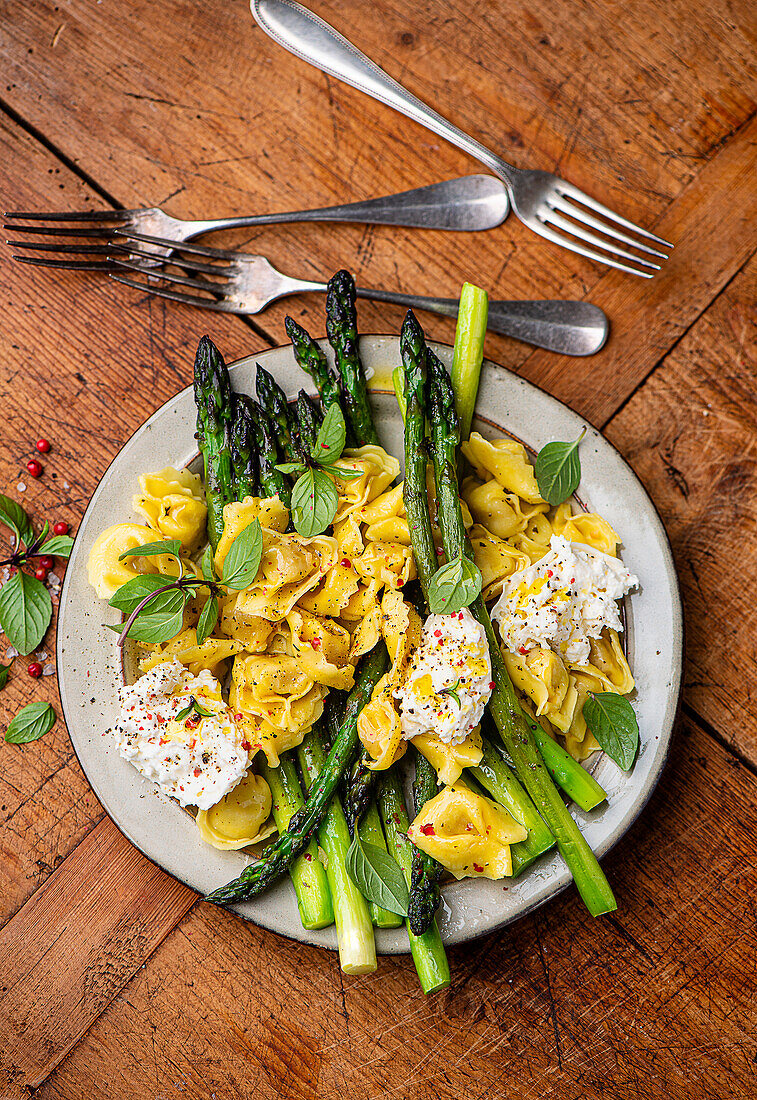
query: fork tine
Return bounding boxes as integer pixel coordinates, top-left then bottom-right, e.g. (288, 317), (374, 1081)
(3, 208), (131, 222)
(555, 182), (673, 248)
(114, 229), (242, 261)
(547, 195), (668, 259)
(8, 240), (115, 255)
(109, 273), (238, 311)
(110, 243), (238, 278)
(540, 210), (660, 270)
(530, 221), (655, 278)
(111, 258), (233, 295)
(1, 223), (123, 238)
(11, 255), (114, 271)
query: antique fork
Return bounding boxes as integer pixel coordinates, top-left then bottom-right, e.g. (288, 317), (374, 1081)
(251, 0), (672, 277)
(59, 232), (611, 356)
(3, 175), (510, 258)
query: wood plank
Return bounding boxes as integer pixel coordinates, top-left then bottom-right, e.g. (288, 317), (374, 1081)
(605, 250), (757, 766)
(32, 713), (757, 1100)
(0, 815), (196, 1093)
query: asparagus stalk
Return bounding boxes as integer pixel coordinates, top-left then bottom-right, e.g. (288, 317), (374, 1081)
(408, 747), (444, 935)
(230, 395), (259, 501)
(285, 316), (344, 414)
(326, 270), (379, 447)
(297, 729), (377, 974)
(357, 803), (404, 929)
(248, 401), (291, 507)
(255, 363), (291, 455)
(259, 756), (334, 929)
(343, 748), (375, 834)
(194, 335), (235, 551)
(295, 389), (323, 454)
(529, 719), (607, 812)
(423, 339), (617, 917)
(377, 770), (450, 994)
(450, 283), (488, 441)
(205, 644), (388, 906)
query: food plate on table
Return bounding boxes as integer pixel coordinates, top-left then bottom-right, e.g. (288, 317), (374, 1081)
(57, 283), (682, 983)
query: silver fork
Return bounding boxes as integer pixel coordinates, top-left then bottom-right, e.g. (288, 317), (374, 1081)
(74, 232), (607, 356)
(251, 0), (672, 277)
(4, 175), (510, 257)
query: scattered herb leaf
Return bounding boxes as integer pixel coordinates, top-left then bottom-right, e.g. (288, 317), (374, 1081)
(0, 570), (53, 655)
(175, 695), (214, 722)
(324, 463), (363, 481)
(0, 494), (34, 548)
(534, 428), (587, 506)
(201, 545), (217, 584)
(582, 691), (639, 770)
(109, 574), (179, 614)
(442, 679), (462, 708)
(311, 404), (346, 466)
(291, 468), (339, 537)
(5, 700), (56, 744)
(196, 594), (219, 645)
(118, 539), (182, 562)
(0, 660), (10, 690)
(110, 604), (187, 645)
(427, 554), (482, 615)
(345, 830), (410, 917)
(274, 461), (307, 477)
(221, 520), (263, 590)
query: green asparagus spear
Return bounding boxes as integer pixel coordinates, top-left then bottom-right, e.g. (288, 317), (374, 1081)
(356, 802), (405, 929)
(259, 756), (334, 929)
(398, 313), (437, 597)
(205, 644), (388, 906)
(230, 395), (259, 501)
(285, 316), (343, 414)
(326, 270), (379, 447)
(295, 389), (323, 454)
(298, 729), (377, 973)
(424, 342), (617, 917)
(248, 401), (291, 507)
(408, 747), (443, 935)
(450, 283), (488, 441)
(255, 363), (291, 454)
(194, 335), (235, 551)
(343, 747), (375, 835)
(377, 770), (450, 994)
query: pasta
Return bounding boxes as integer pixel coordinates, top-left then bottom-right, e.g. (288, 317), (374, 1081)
(195, 772), (277, 850)
(133, 467), (207, 553)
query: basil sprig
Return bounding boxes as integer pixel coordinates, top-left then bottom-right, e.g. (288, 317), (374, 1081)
(5, 700), (56, 744)
(582, 691), (639, 770)
(108, 522), (263, 647)
(0, 660), (10, 690)
(427, 553), (482, 615)
(0, 496), (74, 655)
(345, 829), (410, 917)
(275, 405), (361, 537)
(174, 695), (214, 722)
(534, 428), (587, 506)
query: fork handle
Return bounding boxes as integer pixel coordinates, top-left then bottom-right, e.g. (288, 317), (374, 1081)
(251, 0), (517, 186)
(354, 288), (608, 356)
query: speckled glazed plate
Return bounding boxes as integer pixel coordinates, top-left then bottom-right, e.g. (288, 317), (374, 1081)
(58, 337), (683, 952)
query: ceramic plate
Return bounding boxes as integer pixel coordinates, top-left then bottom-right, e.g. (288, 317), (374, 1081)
(57, 336), (683, 952)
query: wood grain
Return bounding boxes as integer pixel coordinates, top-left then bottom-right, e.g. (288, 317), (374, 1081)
(0, 816), (195, 1092)
(32, 714), (757, 1100)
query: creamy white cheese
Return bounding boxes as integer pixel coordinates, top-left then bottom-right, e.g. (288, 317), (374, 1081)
(396, 607), (493, 745)
(491, 534), (638, 665)
(112, 659), (250, 810)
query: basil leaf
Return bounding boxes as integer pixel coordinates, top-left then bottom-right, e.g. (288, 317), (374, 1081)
(117, 605), (186, 644)
(311, 403), (346, 465)
(109, 574), (173, 614)
(196, 594), (219, 645)
(0, 660), (10, 690)
(0, 494), (34, 548)
(201, 545), (217, 584)
(582, 691), (639, 770)
(118, 539), (182, 561)
(427, 554), (482, 614)
(534, 429), (587, 506)
(291, 468), (338, 537)
(5, 700), (56, 744)
(274, 461), (307, 476)
(175, 695), (215, 722)
(345, 832), (409, 917)
(0, 570), (53, 655)
(31, 521), (50, 552)
(38, 534), (75, 559)
(324, 463), (363, 481)
(221, 519), (263, 590)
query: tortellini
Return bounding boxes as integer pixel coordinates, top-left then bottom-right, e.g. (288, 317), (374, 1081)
(140, 627), (243, 679)
(331, 445), (400, 521)
(196, 772), (277, 850)
(408, 784), (527, 879)
(503, 647), (578, 734)
(286, 608), (356, 690)
(353, 540), (416, 590)
(233, 529), (338, 623)
(412, 728), (483, 786)
(463, 479), (547, 542)
(469, 524), (530, 601)
(551, 505), (620, 557)
(214, 496), (289, 573)
(461, 433), (544, 504)
(357, 484), (411, 545)
(87, 523), (162, 599)
(133, 467), (207, 553)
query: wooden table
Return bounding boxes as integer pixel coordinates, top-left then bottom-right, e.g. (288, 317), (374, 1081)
(1, 2), (755, 1097)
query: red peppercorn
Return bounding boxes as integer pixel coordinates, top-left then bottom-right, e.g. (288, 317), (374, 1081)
(53, 521), (69, 536)
(36, 438), (51, 453)
(39, 555), (54, 570)
(340, 558), (352, 569)
(34, 566), (48, 581)
(26, 459), (42, 478)
(27, 662), (43, 679)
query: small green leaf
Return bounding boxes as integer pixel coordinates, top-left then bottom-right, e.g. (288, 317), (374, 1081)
(196, 594), (219, 645)
(427, 554), (482, 615)
(200, 545), (217, 584)
(175, 695), (214, 722)
(442, 679), (462, 708)
(345, 831), (409, 916)
(118, 605), (187, 645)
(0, 660), (10, 690)
(221, 519), (263, 590)
(5, 700), (56, 744)
(291, 468), (338, 537)
(275, 461), (307, 477)
(0, 570), (53, 655)
(534, 429), (587, 506)
(109, 574), (175, 614)
(324, 463), (363, 480)
(582, 691), (639, 770)
(0, 494), (34, 548)
(118, 539), (182, 561)
(38, 534), (75, 559)
(311, 403), (346, 465)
